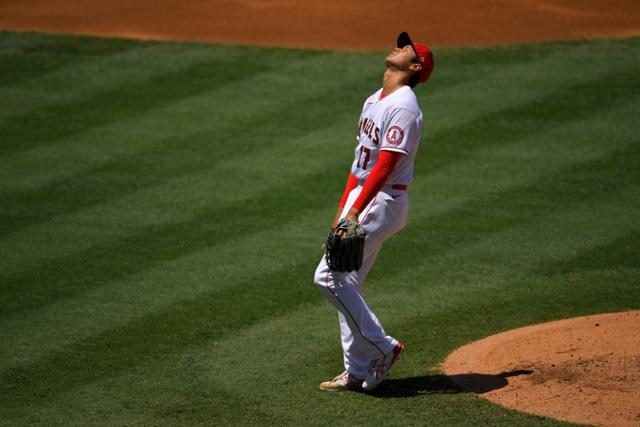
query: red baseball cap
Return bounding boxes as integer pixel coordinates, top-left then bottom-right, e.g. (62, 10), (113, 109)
(397, 31), (434, 84)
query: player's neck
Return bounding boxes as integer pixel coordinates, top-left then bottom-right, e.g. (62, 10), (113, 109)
(382, 68), (409, 97)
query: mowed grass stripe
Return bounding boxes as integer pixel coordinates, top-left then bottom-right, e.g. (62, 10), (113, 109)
(0, 251), (327, 410)
(410, 96), (640, 219)
(541, 227), (640, 275)
(2, 71), (635, 313)
(0, 123), (349, 367)
(0, 36), (277, 121)
(199, 179), (640, 422)
(418, 142), (640, 281)
(372, 140), (640, 324)
(0, 40), (385, 232)
(0, 69), (358, 237)
(0, 47), (335, 191)
(421, 38), (637, 129)
(2, 99), (636, 393)
(0, 167), (338, 315)
(34, 188), (637, 427)
(0, 52), (376, 266)
(0, 52), (277, 157)
(0, 33), (327, 123)
(3, 75), (633, 323)
(376, 190), (640, 371)
(396, 142), (640, 288)
(0, 31), (140, 89)
(0, 35), (638, 425)
(1, 80), (637, 371)
(45, 245), (636, 426)
(0, 37), (615, 193)
(0, 39), (630, 274)
(0, 102), (359, 359)
(373, 140), (640, 353)
(0, 98), (366, 290)
(420, 66), (639, 177)
(0, 208), (329, 372)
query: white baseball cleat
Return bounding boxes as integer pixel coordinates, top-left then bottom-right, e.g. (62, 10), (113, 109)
(362, 342), (405, 391)
(319, 370), (364, 392)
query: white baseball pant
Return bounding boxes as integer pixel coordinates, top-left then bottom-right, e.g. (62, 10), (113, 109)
(314, 184), (409, 379)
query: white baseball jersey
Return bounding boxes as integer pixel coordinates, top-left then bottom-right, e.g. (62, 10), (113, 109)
(350, 85), (423, 185)
(315, 84), (425, 381)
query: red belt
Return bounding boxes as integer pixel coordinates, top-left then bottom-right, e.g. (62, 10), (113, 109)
(358, 180), (407, 191)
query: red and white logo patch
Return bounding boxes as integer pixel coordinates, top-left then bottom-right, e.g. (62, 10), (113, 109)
(385, 126), (404, 146)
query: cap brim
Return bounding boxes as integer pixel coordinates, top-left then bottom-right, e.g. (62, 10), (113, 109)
(397, 32), (413, 48)
(397, 31), (418, 59)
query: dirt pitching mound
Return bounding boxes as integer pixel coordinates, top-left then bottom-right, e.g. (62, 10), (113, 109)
(443, 311), (640, 427)
(1, 1), (640, 50)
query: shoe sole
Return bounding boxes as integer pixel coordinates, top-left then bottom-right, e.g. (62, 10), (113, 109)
(319, 383), (362, 392)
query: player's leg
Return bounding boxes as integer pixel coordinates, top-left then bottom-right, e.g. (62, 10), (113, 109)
(314, 248), (395, 378)
(338, 312), (368, 379)
(338, 189), (410, 376)
(314, 188), (409, 379)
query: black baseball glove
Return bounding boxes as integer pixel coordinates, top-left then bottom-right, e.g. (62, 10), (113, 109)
(324, 218), (366, 272)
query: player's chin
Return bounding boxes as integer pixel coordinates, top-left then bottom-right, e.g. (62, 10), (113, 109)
(384, 56), (403, 69)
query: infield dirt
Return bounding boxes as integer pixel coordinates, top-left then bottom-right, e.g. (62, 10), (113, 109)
(0, 0), (639, 49)
(443, 311), (640, 427)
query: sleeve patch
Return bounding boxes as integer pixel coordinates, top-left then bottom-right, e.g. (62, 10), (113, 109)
(385, 126), (404, 146)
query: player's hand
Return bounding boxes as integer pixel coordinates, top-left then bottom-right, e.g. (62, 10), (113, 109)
(338, 209), (360, 237)
(344, 210), (359, 223)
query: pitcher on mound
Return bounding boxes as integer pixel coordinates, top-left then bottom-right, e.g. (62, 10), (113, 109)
(314, 31), (435, 392)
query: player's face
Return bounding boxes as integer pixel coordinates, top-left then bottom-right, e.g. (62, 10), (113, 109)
(385, 45), (418, 69)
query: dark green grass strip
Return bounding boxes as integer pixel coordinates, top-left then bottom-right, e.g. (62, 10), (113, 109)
(0, 35), (581, 234)
(0, 32), (141, 87)
(0, 65), (388, 311)
(418, 66), (640, 174)
(149, 386), (287, 426)
(0, 55), (273, 157)
(0, 254), (322, 410)
(0, 166), (339, 315)
(0, 64), (367, 237)
(382, 140), (640, 278)
(543, 229), (640, 274)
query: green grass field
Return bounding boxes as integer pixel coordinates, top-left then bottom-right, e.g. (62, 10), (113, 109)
(1, 31), (639, 425)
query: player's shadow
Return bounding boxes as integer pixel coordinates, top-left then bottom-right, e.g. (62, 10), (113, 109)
(367, 370), (533, 398)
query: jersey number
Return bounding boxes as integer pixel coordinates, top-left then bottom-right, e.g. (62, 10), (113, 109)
(357, 146), (371, 170)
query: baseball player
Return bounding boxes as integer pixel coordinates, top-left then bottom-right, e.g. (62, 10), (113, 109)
(314, 31), (434, 392)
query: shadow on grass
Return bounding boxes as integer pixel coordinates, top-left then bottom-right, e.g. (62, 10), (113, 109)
(367, 370), (533, 398)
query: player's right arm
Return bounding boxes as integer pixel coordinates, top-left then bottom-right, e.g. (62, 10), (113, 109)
(331, 173), (359, 229)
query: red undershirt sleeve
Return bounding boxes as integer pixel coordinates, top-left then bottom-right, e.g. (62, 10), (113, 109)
(338, 172), (360, 209)
(351, 150), (403, 211)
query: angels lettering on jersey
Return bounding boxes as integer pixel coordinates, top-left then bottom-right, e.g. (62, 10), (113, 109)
(357, 117), (381, 146)
(351, 86), (424, 185)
